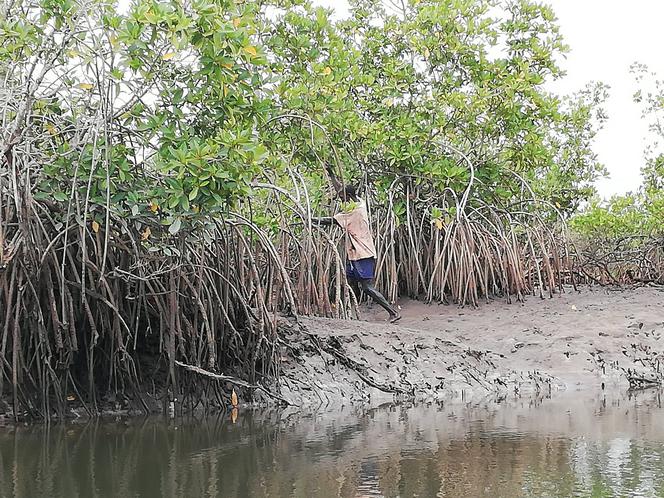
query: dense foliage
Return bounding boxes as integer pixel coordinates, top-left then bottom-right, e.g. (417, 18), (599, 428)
(1, 0), (608, 222)
(261, 0), (607, 217)
(0, 0), (612, 417)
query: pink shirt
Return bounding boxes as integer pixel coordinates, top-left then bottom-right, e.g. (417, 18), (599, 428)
(333, 199), (377, 261)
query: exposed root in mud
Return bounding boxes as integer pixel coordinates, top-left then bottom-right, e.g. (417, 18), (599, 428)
(276, 316), (559, 407)
(306, 333), (413, 396)
(625, 370), (661, 391)
(175, 361), (293, 406)
(272, 288), (664, 408)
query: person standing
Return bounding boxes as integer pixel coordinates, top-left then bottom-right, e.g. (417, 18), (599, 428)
(315, 184), (401, 323)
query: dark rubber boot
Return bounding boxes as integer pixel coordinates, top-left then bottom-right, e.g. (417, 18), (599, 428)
(361, 280), (401, 323)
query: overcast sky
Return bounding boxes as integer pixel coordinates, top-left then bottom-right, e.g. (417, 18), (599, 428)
(314, 0), (664, 198)
(547, 0), (664, 197)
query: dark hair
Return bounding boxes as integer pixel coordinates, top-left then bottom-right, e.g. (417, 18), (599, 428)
(339, 184), (359, 201)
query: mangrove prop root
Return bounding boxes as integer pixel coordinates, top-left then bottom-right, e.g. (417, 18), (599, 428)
(0, 152), (578, 419)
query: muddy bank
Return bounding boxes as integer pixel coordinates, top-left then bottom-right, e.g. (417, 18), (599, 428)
(275, 286), (664, 407)
(4, 286), (663, 421)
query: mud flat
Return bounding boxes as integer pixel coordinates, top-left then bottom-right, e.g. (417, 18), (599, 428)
(276, 286), (664, 407)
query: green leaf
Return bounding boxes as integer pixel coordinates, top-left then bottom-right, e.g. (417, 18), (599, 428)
(168, 218), (182, 235)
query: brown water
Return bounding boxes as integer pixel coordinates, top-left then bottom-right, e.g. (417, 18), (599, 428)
(1, 391), (663, 497)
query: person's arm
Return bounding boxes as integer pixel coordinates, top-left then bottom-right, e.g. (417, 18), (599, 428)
(325, 163), (343, 194)
(310, 216), (337, 226)
(290, 216), (337, 227)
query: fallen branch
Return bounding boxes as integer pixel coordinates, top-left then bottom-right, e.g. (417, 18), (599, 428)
(174, 361), (294, 406)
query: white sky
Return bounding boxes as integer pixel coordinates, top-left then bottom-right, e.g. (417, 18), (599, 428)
(547, 0), (664, 197)
(314, 0), (664, 198)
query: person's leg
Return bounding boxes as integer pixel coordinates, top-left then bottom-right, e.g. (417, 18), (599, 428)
(349, 278), (362, 303)
(359, 279), (401, 323)
(346, 261), (363, 302)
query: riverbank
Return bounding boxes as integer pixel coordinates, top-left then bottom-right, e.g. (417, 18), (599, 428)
(275, 285), (664, 407)
(3, 285), (662, 422)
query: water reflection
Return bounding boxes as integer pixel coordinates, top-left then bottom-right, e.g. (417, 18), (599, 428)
(0, 391), (663, 497)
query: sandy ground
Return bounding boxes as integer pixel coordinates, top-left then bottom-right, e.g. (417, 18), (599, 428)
(276, 286), (664, 407)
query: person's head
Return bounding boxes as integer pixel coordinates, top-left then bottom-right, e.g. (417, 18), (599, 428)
(337, 184), (359, 202)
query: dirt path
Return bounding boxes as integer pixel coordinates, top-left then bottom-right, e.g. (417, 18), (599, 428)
(275, 286), (664, 407)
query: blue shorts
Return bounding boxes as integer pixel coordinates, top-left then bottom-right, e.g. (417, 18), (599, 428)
(346, 257), (376, 281)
